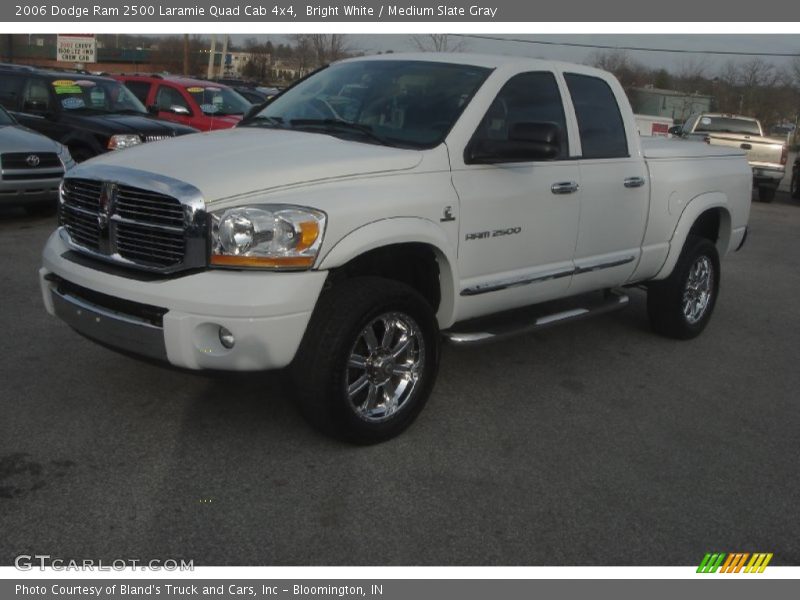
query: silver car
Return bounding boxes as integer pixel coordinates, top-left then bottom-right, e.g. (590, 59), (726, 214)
(0, 105), (74, 215)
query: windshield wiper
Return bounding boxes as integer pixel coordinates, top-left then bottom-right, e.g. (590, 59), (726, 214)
(289, 119), (390, 146)
(241, 115), (285, 128)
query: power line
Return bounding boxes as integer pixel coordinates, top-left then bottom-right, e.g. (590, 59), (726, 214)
(451, 34), (800, 57)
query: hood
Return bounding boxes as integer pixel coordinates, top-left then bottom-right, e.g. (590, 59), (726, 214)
(0, 124), (61, 153)
(60, 112), (197, 136)
(77, 127), (424, 202)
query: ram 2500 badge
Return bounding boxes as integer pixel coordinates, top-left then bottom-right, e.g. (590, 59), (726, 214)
(40, 54), (752, 442)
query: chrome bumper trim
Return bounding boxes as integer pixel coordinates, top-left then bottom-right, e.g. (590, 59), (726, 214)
(51, 287), (167, 362)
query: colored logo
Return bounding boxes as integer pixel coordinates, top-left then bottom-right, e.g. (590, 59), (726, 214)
(697, 552), (773, 573)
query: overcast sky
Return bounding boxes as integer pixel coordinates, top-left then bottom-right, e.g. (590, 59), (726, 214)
(238, 34), (800, 74)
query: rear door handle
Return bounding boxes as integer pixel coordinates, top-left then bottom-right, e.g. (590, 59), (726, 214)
(623, 176), (646, 188)
(551, 181), (579, 194)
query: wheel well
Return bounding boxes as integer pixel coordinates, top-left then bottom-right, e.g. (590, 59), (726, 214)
(330, 243), (441, 312)
(689, 208), (721, 244)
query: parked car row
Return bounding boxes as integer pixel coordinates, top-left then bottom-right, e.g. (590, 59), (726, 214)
(0, 63), (266, 213)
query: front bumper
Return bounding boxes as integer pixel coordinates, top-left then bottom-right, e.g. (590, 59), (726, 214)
(40, 229), (327, 370)
(0, 178), (60, 205)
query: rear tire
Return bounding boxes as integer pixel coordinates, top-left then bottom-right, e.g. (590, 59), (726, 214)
(647, 235), (720, 340)
(291, 277), (440, 444)
(758, 186), (776, 203)
(791, 171), (800, 199)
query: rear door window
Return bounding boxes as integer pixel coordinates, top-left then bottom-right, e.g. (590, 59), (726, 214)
(564, 73), (628, 159)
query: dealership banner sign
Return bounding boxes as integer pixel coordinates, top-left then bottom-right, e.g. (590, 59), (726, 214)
(6, 0), (800, 22)
(55, 34), (96, 63)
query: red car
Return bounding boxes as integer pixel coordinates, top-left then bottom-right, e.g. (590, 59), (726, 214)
(114, 75), (252, 131)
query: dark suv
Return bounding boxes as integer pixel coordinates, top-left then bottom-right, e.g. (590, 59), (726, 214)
(0, 64), (197, 161)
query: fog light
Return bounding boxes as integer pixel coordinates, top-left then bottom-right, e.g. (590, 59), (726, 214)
(219, 326), (235, 349)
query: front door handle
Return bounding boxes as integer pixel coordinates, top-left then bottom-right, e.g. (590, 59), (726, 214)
(623, 176), (646, 188)
(551, 181), (579, 195)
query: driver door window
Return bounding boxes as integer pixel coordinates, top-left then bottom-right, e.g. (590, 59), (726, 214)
(473, 71), (569, 159)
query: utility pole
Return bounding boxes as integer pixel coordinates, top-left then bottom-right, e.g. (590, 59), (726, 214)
(220, 35), (228, 78)
(206, 35), (216, 80)
(183, 34), (189, 76)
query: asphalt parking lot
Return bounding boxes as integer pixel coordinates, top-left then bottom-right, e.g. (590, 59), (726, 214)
(0, 191), (798, 567)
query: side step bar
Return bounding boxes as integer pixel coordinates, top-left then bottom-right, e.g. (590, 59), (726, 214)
(442, 289), (630, 346)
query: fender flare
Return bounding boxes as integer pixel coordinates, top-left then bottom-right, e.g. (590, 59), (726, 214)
(317, 217), (460, 327)
(654, 191), (732, 280)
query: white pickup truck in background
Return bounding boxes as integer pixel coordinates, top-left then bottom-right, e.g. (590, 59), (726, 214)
(40, 54), (752, 442)
(675, 112), (786, 203)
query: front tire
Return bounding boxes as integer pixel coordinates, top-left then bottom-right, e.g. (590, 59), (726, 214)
(647, 235), (720, 340)
(291, 277), (440, 444)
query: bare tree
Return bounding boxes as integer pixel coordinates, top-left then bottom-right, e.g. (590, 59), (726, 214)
(411, 34), (466, 53)
(292, 34), (350, 68)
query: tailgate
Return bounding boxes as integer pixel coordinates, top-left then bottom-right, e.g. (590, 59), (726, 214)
(706, 134), (783, 166)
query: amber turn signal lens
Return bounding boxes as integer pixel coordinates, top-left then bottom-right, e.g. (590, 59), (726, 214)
(210, 255), (315, 268)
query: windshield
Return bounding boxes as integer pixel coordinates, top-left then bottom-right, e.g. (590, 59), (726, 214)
(694, 116), (761, 136)
(186, 85), (251, 115)
(0, 105), (14, 125)
(246, 60), (492, 149)
(51, 78), (147, 114)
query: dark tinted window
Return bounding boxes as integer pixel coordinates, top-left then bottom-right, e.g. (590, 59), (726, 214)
(0, 74), (23, 110)
(475, 71), (568, 159)
(565, 73), (628, 159)
(22, 78), (52, 112)
(693, 116), (761, 136)
(124, 80), (152, 104)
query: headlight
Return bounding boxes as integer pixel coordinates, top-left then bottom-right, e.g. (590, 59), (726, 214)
(210, 205), (326, 269)
(107, 134), (142, 151)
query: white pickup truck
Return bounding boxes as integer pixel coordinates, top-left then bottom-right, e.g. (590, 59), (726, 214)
(676, 112), (786, 203)
(40, 54), (751, 443)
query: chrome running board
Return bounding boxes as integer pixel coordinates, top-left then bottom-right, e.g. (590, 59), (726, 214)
(443, 289), (630, 346)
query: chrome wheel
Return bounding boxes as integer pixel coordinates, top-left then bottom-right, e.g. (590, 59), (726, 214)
(345, 312), (425, 423)
(683, 255), (714, 324)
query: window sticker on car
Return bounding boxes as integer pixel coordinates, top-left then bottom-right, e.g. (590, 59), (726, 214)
(200, 103), (219, 113)
(74, 80), (97, 87)
(61, 97), (85, 109)
(54, 85), (82, 94)
(206, 86), (221, 92)
(701, 117), (712, 125)
(52, 79), (75, 87)
(187, 87), (204, 93)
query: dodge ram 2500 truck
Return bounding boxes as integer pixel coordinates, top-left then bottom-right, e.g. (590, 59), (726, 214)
(40, 54), (752, 443)
(676, 112), (785, 203)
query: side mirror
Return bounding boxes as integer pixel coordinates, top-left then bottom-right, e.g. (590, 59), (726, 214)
(170, 105), (191, 115)
(668, 125), (683, 136)
(467, 121), (561, 164)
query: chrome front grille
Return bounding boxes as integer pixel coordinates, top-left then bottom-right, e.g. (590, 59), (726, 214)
(58, 166), (206, 274)
(144, 135), (172, 143)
